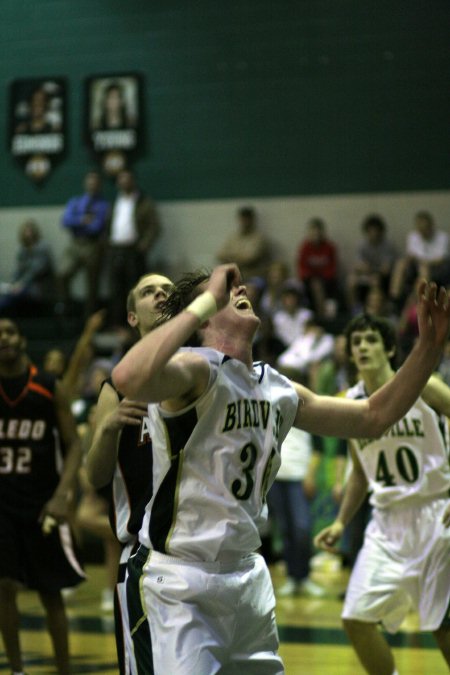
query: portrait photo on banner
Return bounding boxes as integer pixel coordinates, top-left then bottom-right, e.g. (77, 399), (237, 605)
(9, 77), (67, 183)
(84, 73), (143, 177)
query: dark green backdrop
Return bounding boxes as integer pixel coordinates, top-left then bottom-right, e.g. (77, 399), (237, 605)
(2, 0), (449, 206)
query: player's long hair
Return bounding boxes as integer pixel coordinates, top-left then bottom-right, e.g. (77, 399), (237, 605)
(155, 269), (211, 346)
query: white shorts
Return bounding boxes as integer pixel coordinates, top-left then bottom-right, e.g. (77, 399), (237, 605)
(342, 497), (450, 633)
(127, 546), (284, 675)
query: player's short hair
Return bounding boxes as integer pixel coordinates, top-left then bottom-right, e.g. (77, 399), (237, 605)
(155, 269), (211, 346)
(126, 272), (168, 314)
(344, 314), (397, 363)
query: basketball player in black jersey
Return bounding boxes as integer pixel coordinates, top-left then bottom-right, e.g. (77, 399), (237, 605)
(0, 318), (85, 675)
(85, 272), (173, 674)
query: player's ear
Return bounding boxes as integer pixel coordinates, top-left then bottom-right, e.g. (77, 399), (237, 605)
(127, 311), (138, 328)
(387, 346), (396, 360)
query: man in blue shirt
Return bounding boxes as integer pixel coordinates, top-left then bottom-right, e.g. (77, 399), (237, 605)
(58, 170), (110, 315)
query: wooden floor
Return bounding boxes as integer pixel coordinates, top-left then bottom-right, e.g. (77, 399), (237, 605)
(1, 559), (448, 674)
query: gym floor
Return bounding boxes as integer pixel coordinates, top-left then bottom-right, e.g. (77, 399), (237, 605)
(0, 561), (446, 674)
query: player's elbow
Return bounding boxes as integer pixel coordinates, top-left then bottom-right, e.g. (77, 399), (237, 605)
(111, 363), (131, 398)
(363, 409), (389, 439)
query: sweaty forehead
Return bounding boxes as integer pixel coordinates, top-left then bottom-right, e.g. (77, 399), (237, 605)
(351, 329), (381, 342)
(136, 274), (172, 291)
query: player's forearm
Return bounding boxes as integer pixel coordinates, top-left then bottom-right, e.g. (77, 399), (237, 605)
(54, 441), (82, 499)
(335, 470), (368, 527)
(85, 427), (120, 488)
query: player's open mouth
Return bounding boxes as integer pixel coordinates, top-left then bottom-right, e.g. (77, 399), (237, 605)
(235, 299), (252, 311)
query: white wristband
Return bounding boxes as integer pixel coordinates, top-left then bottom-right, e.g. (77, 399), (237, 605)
(185, 291), (217, 323)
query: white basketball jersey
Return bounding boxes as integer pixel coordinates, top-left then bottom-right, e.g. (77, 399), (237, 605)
(346, 380), (450, 509)
(139, 348), (298, 561)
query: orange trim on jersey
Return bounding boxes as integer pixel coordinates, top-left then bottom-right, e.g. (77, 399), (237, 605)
(28, 381), (54, 400)
(0, 364), (53, 407)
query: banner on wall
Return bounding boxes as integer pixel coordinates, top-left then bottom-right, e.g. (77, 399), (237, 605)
(9, 77), (67, 183)
(85, 73), (143, 177)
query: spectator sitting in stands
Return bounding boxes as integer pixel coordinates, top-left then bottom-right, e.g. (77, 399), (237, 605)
(271, 279), (313, 352)
(390, 211), (450, 307)
(260, 260), (290, 317)
(216, 206), (271, 280)
(363, 285), (398, 327)
(296, 217), (339, 319)
(277, 317), (335, 385)
(346, 214), (397, 314)
(0, 219), (54, 315)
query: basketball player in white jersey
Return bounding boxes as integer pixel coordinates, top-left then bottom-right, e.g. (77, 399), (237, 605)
(85, 273), (173, 675)
(112, 264), (450, 675)
(315, 313), (450, 675)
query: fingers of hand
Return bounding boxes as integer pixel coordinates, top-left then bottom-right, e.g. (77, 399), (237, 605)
(120, 401), (147, 417)
(428, 282), (438, 305)
(437, 286), (450, 312)
(42, 515), (57, 535)
(314, 531), (335, 549)
(225, 264), (241, 291)
(120, 415), (143, 426)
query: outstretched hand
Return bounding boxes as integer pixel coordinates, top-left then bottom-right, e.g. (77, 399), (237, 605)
(313, 520), (344, 554)
(207, 264), (242, 312)
(416, 281), (450, 351)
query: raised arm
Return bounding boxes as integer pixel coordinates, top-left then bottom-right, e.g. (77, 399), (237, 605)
(112, 264), (241, 403)
(421, 373), (450, 418)
(63, 309), (106, 399)
(293, 281), (450, 438)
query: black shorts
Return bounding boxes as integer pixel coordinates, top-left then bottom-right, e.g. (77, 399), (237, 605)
(0, 511), (86, 593)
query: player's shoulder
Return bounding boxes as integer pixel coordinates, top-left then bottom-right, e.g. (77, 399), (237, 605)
(29, 365), (57, 396)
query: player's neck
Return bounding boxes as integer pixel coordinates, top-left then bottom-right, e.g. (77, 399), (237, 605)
(0, 355), (29, 379)
(360, 363), (395, 395)
(205, 333), (254, 369)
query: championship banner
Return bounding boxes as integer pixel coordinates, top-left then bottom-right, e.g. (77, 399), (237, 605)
(85, 73), (143, 176)
(9, 77), (67, 183)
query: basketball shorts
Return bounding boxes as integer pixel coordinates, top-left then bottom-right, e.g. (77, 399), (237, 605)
(127, 546), (284, 675)
(342, 496), (450, 633)
(0, 510), (85, 592)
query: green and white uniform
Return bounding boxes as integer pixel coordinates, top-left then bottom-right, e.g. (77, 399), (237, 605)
(127, 347), (298, 674)
(342, 380), (450, 632)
